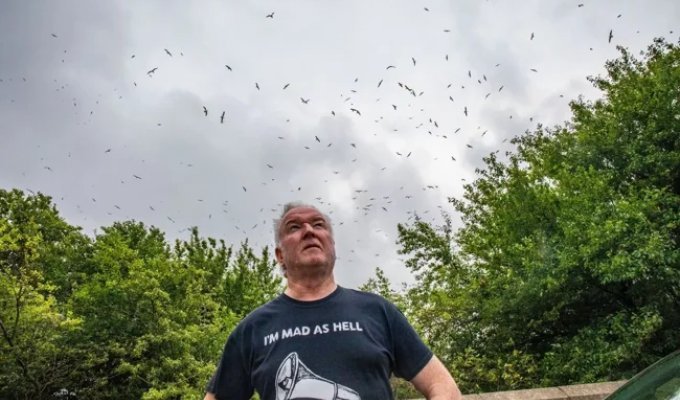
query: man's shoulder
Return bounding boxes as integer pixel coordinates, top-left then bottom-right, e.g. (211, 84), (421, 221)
(237, 294), (286, 326)
(340, 287), (394, 308)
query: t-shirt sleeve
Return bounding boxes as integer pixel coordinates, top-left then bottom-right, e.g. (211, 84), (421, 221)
(205, 327), (254, 400)
(386, 302), (433, 381)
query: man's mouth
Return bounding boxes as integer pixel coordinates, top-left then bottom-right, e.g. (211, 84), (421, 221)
(303, 244), (321, 251)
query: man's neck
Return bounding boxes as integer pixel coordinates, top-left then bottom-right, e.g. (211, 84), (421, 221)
(285, 276), (337, 301)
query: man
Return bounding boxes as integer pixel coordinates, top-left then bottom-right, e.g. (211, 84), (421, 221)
(205, 202), (462, 400)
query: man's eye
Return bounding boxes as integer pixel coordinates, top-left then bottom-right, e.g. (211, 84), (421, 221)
(288, 225), (299, 231)
(314, 222), (325, 228)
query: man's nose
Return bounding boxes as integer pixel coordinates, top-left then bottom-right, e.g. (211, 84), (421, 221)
(301, 223), (315, 234)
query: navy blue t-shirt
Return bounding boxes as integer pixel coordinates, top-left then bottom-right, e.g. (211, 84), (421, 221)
(207, 286), (433, 400)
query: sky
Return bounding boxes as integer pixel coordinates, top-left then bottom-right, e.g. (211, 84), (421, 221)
(1, 0), (678, 289)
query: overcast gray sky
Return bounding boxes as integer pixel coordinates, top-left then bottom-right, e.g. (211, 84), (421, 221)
(1, 0), (678, 288)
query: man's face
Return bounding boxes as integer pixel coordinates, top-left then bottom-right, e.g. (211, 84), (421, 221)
(275, 207), (336, 274)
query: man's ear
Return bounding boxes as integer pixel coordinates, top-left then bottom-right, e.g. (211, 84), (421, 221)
(275, 246), (283, 265)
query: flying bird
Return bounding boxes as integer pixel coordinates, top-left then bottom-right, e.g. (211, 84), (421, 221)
(147, 67), (158, 76)
(300, 97), (310, 104)
(608, 29), (613, 43)
(530, 68), (538, 72)
(386, 65), (396, 70)
(220, 111), (225, 123)
(133, 174), (142, 179)
(164, 48), (172, 57)
(282, 83), (290, 89)
(242, 186), (247, 192)
(225, 65), (232, 71)
(315, 135), (321, 142)
(377, 79), (383, 88)
(530, 32), (534, 40)
(255, 82), (260, 90)
(266, 12), (274, 18)
(464, 106), (468, 116)
(203, 106), (208, 116)
(350, 108), (361, 115)
(104, 148), (111, 153)
(51, 33), (58, 38)
(411, 57), (417, 66)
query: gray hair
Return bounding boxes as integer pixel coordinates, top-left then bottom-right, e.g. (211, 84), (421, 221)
(273, 202), (333, 246)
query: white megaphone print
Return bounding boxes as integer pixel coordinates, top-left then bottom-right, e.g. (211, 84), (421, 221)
(275, 352), (361, 400)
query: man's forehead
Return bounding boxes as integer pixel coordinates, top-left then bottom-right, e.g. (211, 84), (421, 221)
(282, 207), (325, 222)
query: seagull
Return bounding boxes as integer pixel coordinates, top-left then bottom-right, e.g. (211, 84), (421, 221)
(386, 65), (396, 70)
(164, 48), (172, 57)
(300, 97), (310, 104)
(283, 83), (290, 89)
(225, 65), (232, 71)
(147, 67), (158, 76)
(242, 186), (247, 192)
(203, 106), (208, 116)
(133, 174), (142, 179)
(608, 29), (613, 43)
(530, 68), (538, 72)
(350, 108), (361, 115)
(255, 82), (260, 90)
(104, 148), (111, 153)
(377, 79), (383, 88)
(530, 32), (534, 40)
(411, 57), (416, 66)
(220, 111), (225, 123)
(266, 12), (274, 18)
(464, 106), (468, 116)
(315, 135), (321, 142)
(51, 33), (58, 38)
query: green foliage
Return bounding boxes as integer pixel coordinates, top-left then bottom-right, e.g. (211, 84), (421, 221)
(385, 39), (680, 394)
(0, 189), (282, 399)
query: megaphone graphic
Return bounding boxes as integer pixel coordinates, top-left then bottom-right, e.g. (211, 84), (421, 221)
(275, 352), (361, 400)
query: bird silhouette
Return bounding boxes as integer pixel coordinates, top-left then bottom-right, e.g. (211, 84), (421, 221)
(377, 79), (383, 88)
(350, 108), (361, 115)
(411, 57), (417, 66)
(255, 82), (260, 90)
(225, 65), (232, 71)
(386, 65), (396, 70)
(266, 12), (274, 18)
(282, 83), (290, 89)
(608, 29), (613, 43)
(220, 111), (225, 123)
(147, 67), (158, 76)
(203, 106), (208, 116)
(164, 48), (172, 57)
(300, 97), (310, 104)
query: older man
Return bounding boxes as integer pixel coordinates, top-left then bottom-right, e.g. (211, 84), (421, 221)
(205, 203), (462, 400)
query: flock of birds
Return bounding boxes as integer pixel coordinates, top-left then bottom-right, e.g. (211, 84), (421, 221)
(4, 2), (671, 280)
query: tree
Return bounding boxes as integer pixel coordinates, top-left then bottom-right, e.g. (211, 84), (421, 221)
(393, 38), (680, 392)
(0, 189), (87, 399)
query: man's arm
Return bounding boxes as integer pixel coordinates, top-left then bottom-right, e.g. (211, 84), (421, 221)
(410, 355), (463, 400)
